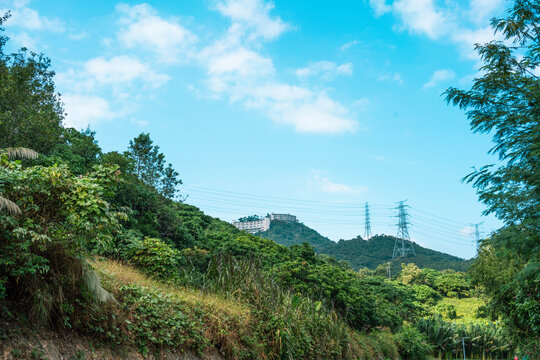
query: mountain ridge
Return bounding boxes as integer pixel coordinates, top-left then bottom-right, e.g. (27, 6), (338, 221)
(258, 220), (471, 271)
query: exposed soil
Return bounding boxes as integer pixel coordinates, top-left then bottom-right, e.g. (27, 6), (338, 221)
(0, 320), (226, 360)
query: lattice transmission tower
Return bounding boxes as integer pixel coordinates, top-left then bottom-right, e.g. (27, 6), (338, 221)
(392, 200), (416, 258)
(470, 222), (484, 254)
(364, 202), (372, 240)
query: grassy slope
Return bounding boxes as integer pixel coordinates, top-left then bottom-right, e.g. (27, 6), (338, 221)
(91, 259), (398, 359)
(440, 297), (487, 324)
(259, 221), (472, 271)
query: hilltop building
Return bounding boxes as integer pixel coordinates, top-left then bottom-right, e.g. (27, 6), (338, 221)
(232, 213), (297, 234)
(232, 217), (271, 234)
(269, 213), (297, 223)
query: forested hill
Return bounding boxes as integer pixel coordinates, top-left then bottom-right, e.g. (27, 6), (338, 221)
(258, 221), (472, 271)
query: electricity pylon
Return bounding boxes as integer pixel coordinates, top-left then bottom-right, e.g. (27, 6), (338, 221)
(470, 222), (484, 253)
(364, 202), (372, 240)
(392, 200), (416, 258)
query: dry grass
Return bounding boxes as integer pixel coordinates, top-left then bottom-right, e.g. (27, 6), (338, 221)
(91, 259), (250, 320)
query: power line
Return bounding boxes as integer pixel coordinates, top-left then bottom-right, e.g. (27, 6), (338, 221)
(409, 207), (469, 226)
(184, 185), (392, 208)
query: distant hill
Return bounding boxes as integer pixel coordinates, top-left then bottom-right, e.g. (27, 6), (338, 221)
(259, 220), (472, 272)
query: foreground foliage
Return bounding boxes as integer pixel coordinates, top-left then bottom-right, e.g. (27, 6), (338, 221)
(445, 0), (540, 356)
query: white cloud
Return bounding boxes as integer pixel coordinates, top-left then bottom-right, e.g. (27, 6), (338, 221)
(309, 171), (368, 194)
(452, 26), (503, 59)
(352, 97), (370, 111)
(295, 61), (353, 78)
(340, 39), (361, 51)
(207, 47), (274, 77)
(378, 72), (403, 84)
(84, 56), (170, 87)
(197, 0), (359, 134)
(116, 3), (197, 63)
(215, 0), (289, 41)
(423, 69), (455, 89)
(392, 0), (447, 39)
(2, 2), (64, 32)
(10, 31), (37, 48)
(263, 92), (358, 134)
(69, 32), (86, 40)
(459, 226), (474, 237)
(367, 0), (505, 59)
(469, 0), (504, 24)
(369, 0), (391, 16)
(62, 94), (117, 129)
(56, 0), (360, 134)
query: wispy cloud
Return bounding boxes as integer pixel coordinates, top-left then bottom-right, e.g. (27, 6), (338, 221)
(369, 0), (392, 16)
(196, 0), (359, 134)
(214, 0), (290, 41)
(1, 0), (64, 48)
(295, 61), (353, 78)
(116, 3), (197, 63)
(367, 0), (506, 59)
(1, 0), (64, 32)
(378, 72), (403, 84)
(62, 94), (117, 129)
(84, 56), (170, 87)
(423, 69), (455, 89)
(48, 0), (363, 134)
(340, 39), (362, 51)
(57, 55), (170, 128)
(309, 171), (368, 195)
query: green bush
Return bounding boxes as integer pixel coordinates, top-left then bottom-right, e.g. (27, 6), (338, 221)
(126, 237), (184, 281)
(411, 284), (441, 306)
(396, 325), (432, 360)
(432, 303), (457, 320)
(0, 160), (121, 324)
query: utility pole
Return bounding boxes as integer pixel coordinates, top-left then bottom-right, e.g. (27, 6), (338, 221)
(470, 222), (484, 254)
(392, 200), (416, 258)
(364, 202), (372, 240)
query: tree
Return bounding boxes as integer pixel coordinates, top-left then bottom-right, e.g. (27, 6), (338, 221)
(445, 1), (539, 229)
(161, 163), (182, 200)
(127, 133), (182, 199)
(0, 13), (64, 154)
(445, 0), (539, 353)
(238, 215), (261, 222)
(51, 127), (102, 175)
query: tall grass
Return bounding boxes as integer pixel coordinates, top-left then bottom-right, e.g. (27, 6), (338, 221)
(191, 253), (398, 359)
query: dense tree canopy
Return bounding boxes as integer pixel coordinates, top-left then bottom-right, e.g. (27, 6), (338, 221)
(445, 0), (540, 353)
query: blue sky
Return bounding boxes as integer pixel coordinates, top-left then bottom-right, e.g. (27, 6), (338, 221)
(1, 0), (509, 259)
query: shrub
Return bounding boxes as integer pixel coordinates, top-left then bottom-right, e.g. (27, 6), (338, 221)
(126, 237), (184, 281)
(0, 160), (121, 325)
(432, 303), (457, 320)
(396, 325), (432, 360)
(411, 284), (441, 306)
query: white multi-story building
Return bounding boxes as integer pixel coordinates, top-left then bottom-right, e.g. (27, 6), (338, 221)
(232, 213), (298, 234)
(232, 216), (271, 234)
(269, 213), (297, 223)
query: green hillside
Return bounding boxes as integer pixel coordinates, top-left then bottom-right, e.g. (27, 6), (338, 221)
(259, 221), (472, 271)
